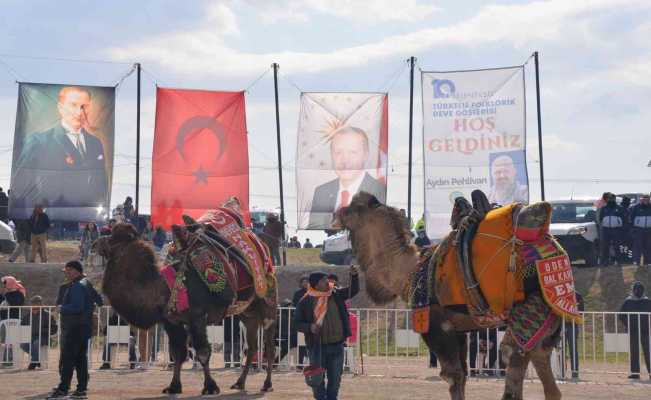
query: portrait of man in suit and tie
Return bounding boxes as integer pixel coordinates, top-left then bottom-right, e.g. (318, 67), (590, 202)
(9, 84), (114, 221)
(307, 126), (386, 229)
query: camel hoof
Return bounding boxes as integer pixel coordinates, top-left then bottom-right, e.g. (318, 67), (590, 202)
(231, 382), (245, 391)
(201, 387), (220, 396)
(261, 385), (273, 392)
(162, 385), (182, 394)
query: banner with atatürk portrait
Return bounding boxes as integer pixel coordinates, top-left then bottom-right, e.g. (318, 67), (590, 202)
(150, 88), (249, 230)
(421, 66), (528, 239)
(9, 83), (115, 222)
(296, 92), (388, 230)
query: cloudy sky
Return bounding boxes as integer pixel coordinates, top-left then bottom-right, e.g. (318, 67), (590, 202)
(1, 0), (650, 243)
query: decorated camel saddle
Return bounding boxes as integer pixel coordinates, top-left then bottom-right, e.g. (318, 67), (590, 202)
(409, 191), (581, 350)
(160, 197), (276, 317)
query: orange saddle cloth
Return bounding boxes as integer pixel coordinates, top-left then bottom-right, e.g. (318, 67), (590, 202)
(435, 204), (525, 318)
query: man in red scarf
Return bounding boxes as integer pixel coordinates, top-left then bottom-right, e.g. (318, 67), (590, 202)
(294, 266), (359, 400)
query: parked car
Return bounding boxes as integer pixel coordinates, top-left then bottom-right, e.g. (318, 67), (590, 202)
(0, 220), (17, 254)
(320, 230), (355, 265)
(549, 200), (599, 267)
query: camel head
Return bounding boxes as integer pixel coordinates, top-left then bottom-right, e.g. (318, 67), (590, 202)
(333, 191), (420, 305)
(92, 223), (139, 259)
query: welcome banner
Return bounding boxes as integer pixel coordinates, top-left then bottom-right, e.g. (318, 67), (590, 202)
(422, 67), (528, 238)
(9, 83), (115, 222)
(151, 88), (249, 229)
(296, 92), (388, 230)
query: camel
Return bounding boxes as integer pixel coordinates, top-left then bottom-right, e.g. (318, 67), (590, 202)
(94, 222), (277, 395)
(333, 191), (580, 400)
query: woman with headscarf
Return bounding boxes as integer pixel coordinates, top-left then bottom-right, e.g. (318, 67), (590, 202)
(80, 222), (99, 262)
(1, 276), (26, 320)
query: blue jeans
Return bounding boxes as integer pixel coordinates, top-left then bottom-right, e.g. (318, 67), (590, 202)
(20, 339), (40, 362)
(309, 343), (344, 400)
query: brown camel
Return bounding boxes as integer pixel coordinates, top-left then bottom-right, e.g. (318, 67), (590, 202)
(94, 223), (277, 395)
(334, 192), (573, 400)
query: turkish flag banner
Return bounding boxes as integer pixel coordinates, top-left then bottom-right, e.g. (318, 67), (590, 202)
(151, 88), (249, 229)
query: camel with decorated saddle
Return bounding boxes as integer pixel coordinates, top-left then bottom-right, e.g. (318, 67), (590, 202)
(333, 191), (582, 400)
(94, 198), (278, 395)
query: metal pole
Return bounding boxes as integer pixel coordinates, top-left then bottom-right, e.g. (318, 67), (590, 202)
(533, 51), (545, 201)
(272, 63), (287, 266)
(135, 63), (141, 219)
(407, 56), (415, 221)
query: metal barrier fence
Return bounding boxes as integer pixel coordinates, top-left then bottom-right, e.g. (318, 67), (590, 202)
(1, 306), (650, 381)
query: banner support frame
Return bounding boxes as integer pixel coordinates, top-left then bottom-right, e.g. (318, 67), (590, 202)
(135, 62), (142, 220)
(407, 56), (416, 222)
(534, 51), (545, 201)
(272, 63), (287, 266)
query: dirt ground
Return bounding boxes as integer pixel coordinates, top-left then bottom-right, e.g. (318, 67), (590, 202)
(3, 354), (651, 400)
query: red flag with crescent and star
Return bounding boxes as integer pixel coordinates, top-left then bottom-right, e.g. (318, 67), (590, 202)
(151, 88), (249, 230)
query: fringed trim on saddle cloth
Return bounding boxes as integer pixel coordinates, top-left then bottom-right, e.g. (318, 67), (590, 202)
(521, 236), (583, 324)
(507, 293), (558, 351)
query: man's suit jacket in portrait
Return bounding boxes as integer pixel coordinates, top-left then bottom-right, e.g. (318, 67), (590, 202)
(10, 124), (108, 218)
(307, 172), (386, 229)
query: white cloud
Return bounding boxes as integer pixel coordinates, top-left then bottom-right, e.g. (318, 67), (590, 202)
(106, 0), (651, 78)
(246, 0), (440, 24)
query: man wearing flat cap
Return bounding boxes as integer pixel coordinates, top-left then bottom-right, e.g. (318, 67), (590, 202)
(295, 265), (359, 400)
(49, 261), (102, 399)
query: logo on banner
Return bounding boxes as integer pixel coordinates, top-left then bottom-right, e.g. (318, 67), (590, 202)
(432, 79), (456, 98)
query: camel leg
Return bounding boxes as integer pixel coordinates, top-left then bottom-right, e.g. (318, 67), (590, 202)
(422, 308), (466, 400)
(231, 315), (258, 391)
(529, 346), (562, 400)
(162, 321), (187, 394)
(188, 314), (219, 395)
(500, 334), (530, 400)
(261, 320), (276, 392)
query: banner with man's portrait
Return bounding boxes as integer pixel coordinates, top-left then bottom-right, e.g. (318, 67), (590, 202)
(9, 83), (115, 222)
(296, 92), (388, 230)
(422, 67), (528, 239)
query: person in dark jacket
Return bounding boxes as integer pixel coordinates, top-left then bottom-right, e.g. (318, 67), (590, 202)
(20, 295), (58, 370)
(303, 238), (314, 249)
(292, 276), (310, 368)
(598, 194), (626, 266)
(29, 205), (50, 263)
(49, 261), (102, 399)
(8, 219), (31, 262)
(564, 292), (584, 379)
(630, 194), (651, 266)
(619, 281), (651, 379)
(263, 214), (283, 266)
(152, 226), (167, 251)
(414, 229), (432, 249)
(0, 276), (26, 366)
(0, 187), (8, 222)
(295, 267), (359, 400)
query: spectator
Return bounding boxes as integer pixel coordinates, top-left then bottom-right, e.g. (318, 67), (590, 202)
(292, 276), (310, 369)
(303, 238), (314, 249)
(80, 222), (99, 262)
(295, 267), (359, 400)
(123, 196), (135, 223)
(0, 276), (27, 319)
(1, 276), (26, 366)
(414, 229), (432, 249)
(152, 226), (167, 251)
(20, 295), (57, 370)
(99, 312), (137, 370)
(0, 187), (8, 222)
(598, 193), (626, 266)
(289, 236), (301, 248)
(564, 292), (584, 379)
(49, 261), (102, 398)
(112, 204), (126, 223)
(141, 222), (153, 242)
(619, 281), (651, 380)
(29, 205), (50, 263)
(100, 219), (116, 237)
(630, 194), (651, 266)
(8, 219), (31, 262)
(262, 214), (283, 266)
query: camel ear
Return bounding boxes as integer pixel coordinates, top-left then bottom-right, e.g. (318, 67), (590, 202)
(127, 224), (139, 240)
